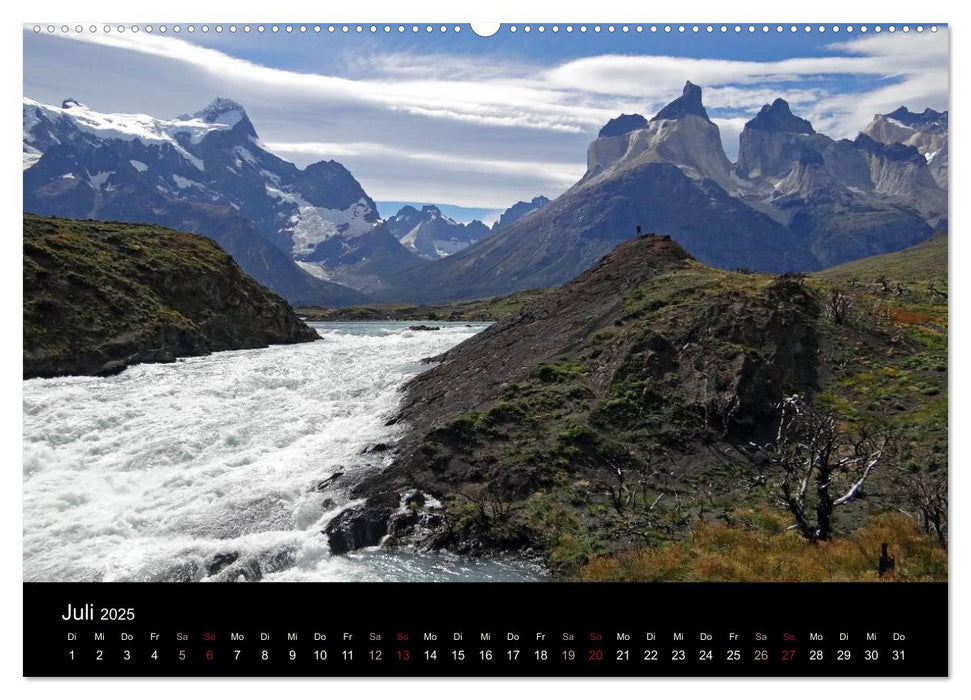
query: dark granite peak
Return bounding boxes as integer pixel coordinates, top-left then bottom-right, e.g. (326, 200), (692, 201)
(885, 106), (948, 128)
(599, 113), (648, 138)
(651, 81), (710, 122)
(746, 98), (815, 134)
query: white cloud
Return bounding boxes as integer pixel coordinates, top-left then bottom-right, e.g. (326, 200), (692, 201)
(50, 30), (611, 133)
(711, 117), (750, 161)
(267, 140), (583, 184)
(26, 27), (948, 207)
(266, 141), (583, 207)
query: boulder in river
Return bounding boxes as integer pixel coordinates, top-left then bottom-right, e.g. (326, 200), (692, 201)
(324, 492), (399, 554)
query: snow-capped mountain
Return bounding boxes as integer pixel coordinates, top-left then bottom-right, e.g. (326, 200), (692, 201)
(862, 107), (948, 189)
(23, 97), (386, 305)
(385, 205), (491, 259)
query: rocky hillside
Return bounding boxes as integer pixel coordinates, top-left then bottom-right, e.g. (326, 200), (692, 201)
(24, 214), (319, 379)
(491, 196), (550, 232)
(328, 231), (947, 578)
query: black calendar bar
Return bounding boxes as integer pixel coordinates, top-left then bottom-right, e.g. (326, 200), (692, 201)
(24, 582), (947, 677)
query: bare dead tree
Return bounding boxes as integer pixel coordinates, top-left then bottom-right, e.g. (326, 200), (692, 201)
(903, 471), (947, 547)
(827, 288), (851, 325)
(749, 395), (894, 542)
(602, 457), (629, 514)
(602, 452), (662, 515)
(456, 482), (520, 526)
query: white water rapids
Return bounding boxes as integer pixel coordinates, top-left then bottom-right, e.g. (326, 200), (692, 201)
(23, 322), (541, 582)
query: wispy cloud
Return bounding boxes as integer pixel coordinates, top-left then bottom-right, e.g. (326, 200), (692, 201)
(50, 31), (611, 132)
(26, 27), (948, 207)
(266, 140), (583, 186)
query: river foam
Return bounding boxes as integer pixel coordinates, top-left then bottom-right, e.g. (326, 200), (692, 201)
(23, 322), (539, 582)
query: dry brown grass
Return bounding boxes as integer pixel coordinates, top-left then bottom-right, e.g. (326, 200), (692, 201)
(881, 306), (936, 325)
(579, 510), (946, 582)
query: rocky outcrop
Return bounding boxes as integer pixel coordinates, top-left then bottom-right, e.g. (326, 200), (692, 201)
(651, 81), (709, 122)
(734, 99), (943, 266)
(324, 492), (399, 554)
(598, 113), (647, 138)
(745, 98), (815, 135)
(23, 214), (319, 379)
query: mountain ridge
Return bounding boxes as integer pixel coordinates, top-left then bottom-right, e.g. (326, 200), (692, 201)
(380, 83), (945, 303)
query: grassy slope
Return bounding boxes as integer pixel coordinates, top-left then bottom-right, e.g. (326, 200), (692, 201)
(24, 214), (317, 378)
(385, 236), (947, 580)
(295, 288), (551, 322)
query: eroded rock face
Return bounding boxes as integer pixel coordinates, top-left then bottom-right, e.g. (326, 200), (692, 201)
(863, 107), (948, 188)
(676, 275), (820, 435)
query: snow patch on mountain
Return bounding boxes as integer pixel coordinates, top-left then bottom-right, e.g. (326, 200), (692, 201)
(23, 151), (42, 170)
(287, 197), (376, 257)
(172, 174), (201, 190)
(23, 97), (392, 295)
(88, 171), (113, 190)
(295, 260), (334, 281)
(24, 98), (233, 154)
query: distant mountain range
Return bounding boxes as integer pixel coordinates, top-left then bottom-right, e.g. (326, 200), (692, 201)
(381, 83), (947, 302)
(22, 97), (557, 304)
(23, 88), (946, 306)
(385, 205), (492, 259)
(382, 198), (553, 260)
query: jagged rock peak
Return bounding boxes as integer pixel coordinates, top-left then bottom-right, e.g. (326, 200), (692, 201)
(194, 97), (249, 124)
(853, 134), (925, 163)
(61, 98), (84, 110)
(598, 113), (648, 138)
(651, 81), (710, 122)
(885, 106), (948, 128)
(746, 98), (815, 134)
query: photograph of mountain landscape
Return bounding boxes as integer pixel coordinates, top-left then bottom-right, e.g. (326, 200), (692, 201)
(23, 23), (947, 584)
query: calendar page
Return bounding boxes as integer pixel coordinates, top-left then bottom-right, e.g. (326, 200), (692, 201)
(21, 19), (948, 678)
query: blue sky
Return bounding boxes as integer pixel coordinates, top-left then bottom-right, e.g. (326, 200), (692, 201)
(23, 24), (948, 220)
